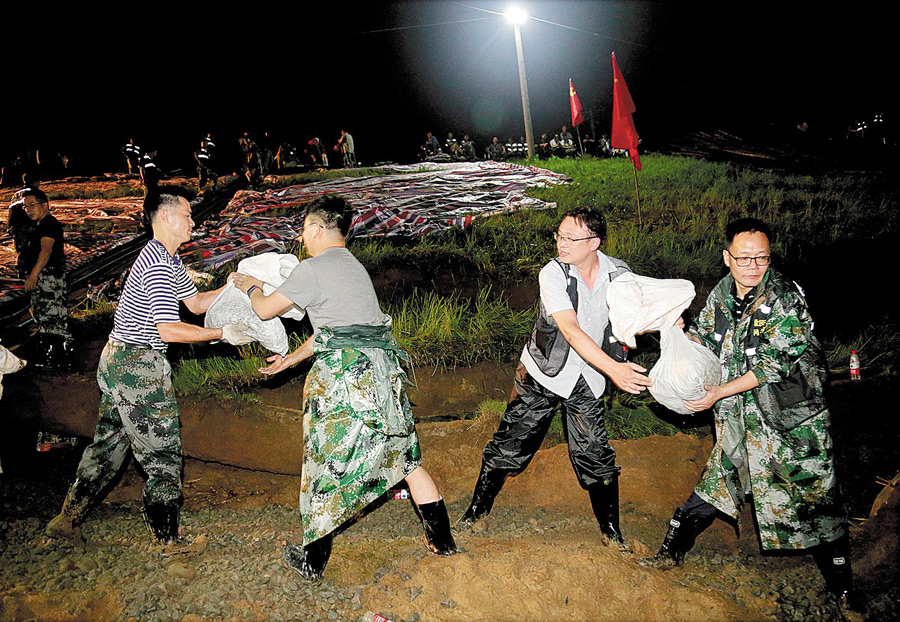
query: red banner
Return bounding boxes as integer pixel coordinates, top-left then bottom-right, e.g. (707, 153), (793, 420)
(569, 79), (584, 127)
(611, 53), (641, 170)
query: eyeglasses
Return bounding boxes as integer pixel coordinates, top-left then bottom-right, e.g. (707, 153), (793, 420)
(554, 232), (598, 244)
(727, 250), (770, 267)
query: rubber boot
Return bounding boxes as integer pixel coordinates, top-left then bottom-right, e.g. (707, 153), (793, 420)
(45, 479), (96, 540)
(814, 535), (864, 622)
(144, 502), (208, 557)
(415, 498), (458, 556)
(588, 471), (627, 550)
(455, 461), (508, 531)
(638, 508), (697, 569)
(32, 335), (56, 369)
(282, 534), (333, 582)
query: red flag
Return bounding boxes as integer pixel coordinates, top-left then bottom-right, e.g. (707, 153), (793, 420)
(569, 79), (584, 127)
(611, 52), (641, 170)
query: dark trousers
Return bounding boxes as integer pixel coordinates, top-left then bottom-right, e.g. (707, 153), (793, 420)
(482, 371), (616, 488)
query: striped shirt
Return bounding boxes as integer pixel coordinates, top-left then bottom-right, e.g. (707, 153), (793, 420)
(109, 239), (198, 351)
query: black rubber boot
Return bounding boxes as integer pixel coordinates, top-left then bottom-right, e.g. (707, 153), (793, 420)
(814, 535), (864, 621)
(282, 535), (333, 583)
(588, 471), (627, 550)
(455, 461), (508, 531)
(144, 502), (180, 543)
(415, 498), (458, 556)
(45, 479), (97, 540)
(639, 508), (698, 568)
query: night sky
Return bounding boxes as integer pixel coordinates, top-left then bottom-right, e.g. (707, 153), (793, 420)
(4, 1), (894, 173)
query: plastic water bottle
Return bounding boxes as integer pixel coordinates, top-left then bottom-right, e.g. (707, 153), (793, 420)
(849, 350), (861, 381)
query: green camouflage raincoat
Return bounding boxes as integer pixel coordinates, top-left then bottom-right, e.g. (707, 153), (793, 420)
(300, 321), (421, 545)
(690, 269), (847, 550)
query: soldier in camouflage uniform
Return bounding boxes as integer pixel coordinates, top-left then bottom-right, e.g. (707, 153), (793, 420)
(46, 188), (251, 552)
(641, 218), (860, 617)
(232, 195), (457, 582)
(19, 188), (72, 367)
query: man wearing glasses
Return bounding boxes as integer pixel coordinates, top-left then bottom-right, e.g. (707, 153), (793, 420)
(457, 207), (652, 550)
(643, 218), (859, 617)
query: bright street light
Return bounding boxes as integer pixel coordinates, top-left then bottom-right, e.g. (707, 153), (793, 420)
(506, 6), (535, 159)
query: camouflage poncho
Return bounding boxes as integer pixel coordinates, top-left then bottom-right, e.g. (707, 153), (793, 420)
(690, 270), (847, 550)
(299, 322), (421, 545)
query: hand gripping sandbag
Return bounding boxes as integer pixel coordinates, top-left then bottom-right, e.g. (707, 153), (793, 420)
(649, 327), (721, 415)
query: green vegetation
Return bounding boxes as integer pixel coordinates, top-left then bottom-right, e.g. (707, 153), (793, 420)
(44, 185), (146, 201)
(388, 287), (532, 368)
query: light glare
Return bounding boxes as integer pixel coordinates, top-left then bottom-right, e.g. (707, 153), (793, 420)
(505, 6), (528, 25)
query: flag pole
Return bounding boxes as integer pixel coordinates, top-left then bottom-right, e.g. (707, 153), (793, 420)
(576, 126), (584, 156)
(632, 165), (642, 225)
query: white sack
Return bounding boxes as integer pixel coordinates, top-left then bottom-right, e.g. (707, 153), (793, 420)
(607, 274), (696, 348)
(606, 273), (721, 414)
(1, 344), (26, 400)
(649, 327), (722, 415)
(204, 253), (305, 355)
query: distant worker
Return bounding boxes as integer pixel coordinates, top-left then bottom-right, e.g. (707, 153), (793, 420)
(140, 147), (160, 193)
(485, 136), (506, 161)
(445, 133), (461, 158)
(45, 188), (251, 552)
(307, 138), (328, 170)
(421, 132), (441, 158)
(194, 138), (217, 191)
(7, 183), (38, 280)
(240, 135), (263, 187)
(122, 139), (142, 175)
(460, 135), (476, 161)
(338, 129), (356, 168)
(18, 188), (72, 368)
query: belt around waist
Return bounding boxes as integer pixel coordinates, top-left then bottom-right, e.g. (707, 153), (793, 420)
(108, 339), (157, 351)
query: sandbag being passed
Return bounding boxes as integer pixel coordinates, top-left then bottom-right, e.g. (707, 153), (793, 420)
(649, 327), (722, 415)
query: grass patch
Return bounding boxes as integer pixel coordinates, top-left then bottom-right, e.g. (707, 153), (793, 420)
(387, 286), (532, 368)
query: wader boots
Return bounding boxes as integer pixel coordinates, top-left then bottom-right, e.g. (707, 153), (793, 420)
(455, 461), (508, 531)
(282, 535), (333, 583)
(588, 471), (627, 549)
(414, 498), (458, 556)
(45, 479), (96, 540)
(639, 505), (715, 569)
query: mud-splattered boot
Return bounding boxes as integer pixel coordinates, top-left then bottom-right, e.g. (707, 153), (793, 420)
(282, 535), (333, 582)
(415, 498), (458, 556)
(588, 472), (628, 551)
(45, 479), (96, 541)
(638, 508), (697, 569)
(455, 461), (508, 532)
(144, 502), (208, 557)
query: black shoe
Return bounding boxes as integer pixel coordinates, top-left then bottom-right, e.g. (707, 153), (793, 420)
(588, 472), (627, 549)
(638, 508), (696, 569)
(416, 498), (458, 556)
(282, 535), (333, 582)
(455, 461), (507, 531)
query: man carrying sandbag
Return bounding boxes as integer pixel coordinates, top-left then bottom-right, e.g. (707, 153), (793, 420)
(456, 207), (652, 549)
(641, 218), (861, 619)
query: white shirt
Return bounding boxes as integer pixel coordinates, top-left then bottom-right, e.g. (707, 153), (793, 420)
(521, 250), (616, 399)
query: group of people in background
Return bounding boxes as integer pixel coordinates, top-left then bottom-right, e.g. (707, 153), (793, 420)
(419, 125), (618, 163)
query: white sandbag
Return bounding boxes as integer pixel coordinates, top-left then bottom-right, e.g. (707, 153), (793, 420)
(204, 252), (306, 355)
(607, 274), (695, 348)
(1, 344), (26, 400)
(205, 283), (290, 355)
(649, 327), (722, 415)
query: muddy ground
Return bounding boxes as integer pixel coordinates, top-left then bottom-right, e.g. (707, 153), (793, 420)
(1, 362), (898, 622)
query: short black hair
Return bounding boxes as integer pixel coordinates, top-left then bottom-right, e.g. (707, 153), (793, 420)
(19, 187), (49, 205)
(563, 207), (607, 240)
(143, 186), (193, 230)
(725, 218), (773, 245)
(305, 195), (353, 237)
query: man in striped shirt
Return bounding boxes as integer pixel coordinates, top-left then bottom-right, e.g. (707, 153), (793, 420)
(46, 187), (251, 553)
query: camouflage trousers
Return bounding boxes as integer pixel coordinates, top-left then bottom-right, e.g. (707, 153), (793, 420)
(300, 332), (421, 546)
(30, 271), (71, 338)
(73, 341), (183, 507)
